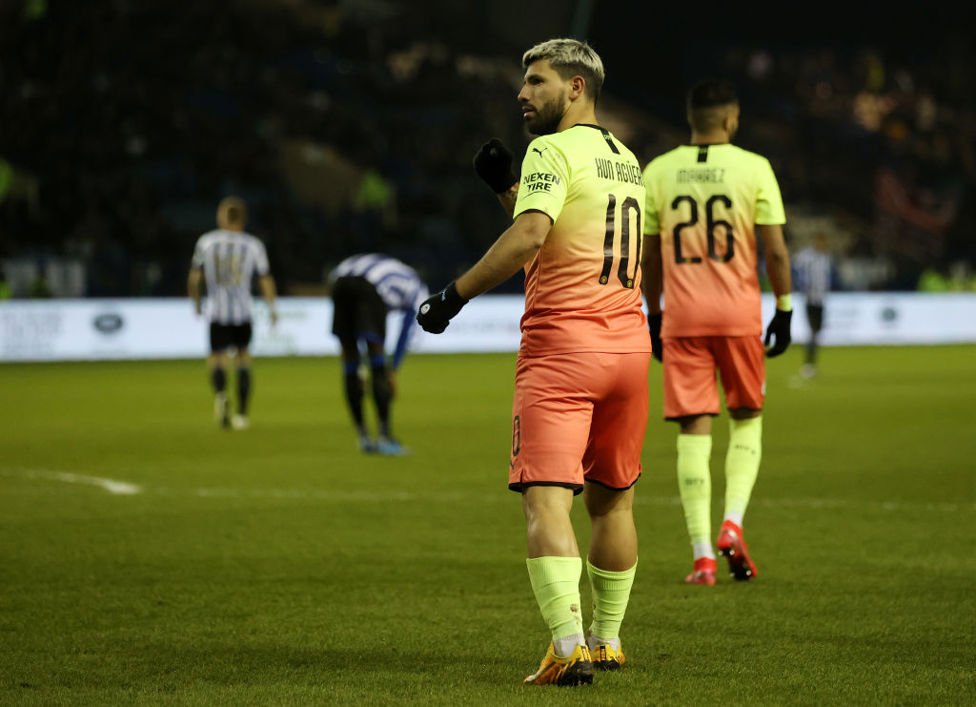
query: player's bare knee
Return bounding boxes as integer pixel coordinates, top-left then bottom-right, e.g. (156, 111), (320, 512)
(522, 486), (573, 518)
(729, 407), (761, 420)
(677, 414), (712, 435)
(583, 483), (634, 518)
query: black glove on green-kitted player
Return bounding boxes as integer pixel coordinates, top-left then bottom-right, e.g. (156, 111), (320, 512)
(473, 138), (517, 194)
(417, 282), (468, 334)
(648, 312), (663, 362)
(764, 308), (792, 357)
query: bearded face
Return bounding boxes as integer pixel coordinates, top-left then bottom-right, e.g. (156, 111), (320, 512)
(518, 60), (570, 136)
(523, 88), (567, 136)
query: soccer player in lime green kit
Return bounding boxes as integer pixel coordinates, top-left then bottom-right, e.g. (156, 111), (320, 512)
(418, 39), (650, 685)
(641, 80), (793, 585)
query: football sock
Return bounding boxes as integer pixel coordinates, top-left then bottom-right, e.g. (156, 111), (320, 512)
(342, 361), (365, 433)
(526, 556), (585, 657)
(677, 434), (713, 558)
(806, 341), (818, 365)
(586, 559), (636, 644)
(724, 416), (762, 524)
(370, 357), (392, 438)
(210, 367), (227, 393)
(236, 368), (251, 415)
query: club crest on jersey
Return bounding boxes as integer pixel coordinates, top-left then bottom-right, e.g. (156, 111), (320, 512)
(522, 172), (560, 193)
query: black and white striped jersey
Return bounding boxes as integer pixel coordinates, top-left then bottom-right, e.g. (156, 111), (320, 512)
(328, 253), (429, 368)
(329, 253), (428, 314)
(191, 229), (271, 324)
(793, 247), (833, 305)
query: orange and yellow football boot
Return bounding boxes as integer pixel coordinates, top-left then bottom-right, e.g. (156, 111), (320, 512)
(523, 642), (594, 686)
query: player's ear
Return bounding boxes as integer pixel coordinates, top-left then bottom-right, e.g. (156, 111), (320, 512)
(569, 74), (586, 100)
(724, 104), (740, 135)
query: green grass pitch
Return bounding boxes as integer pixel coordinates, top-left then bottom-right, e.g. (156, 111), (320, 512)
(1, 346), (974, 704)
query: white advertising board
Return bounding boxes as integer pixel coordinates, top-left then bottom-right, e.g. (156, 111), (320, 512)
(0, 293), (974, 362)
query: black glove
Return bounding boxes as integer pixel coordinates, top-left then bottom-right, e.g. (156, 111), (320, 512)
(648, 312), (663, 362)
(417, 281), (468, 334)
(473, 138), (517, 194)
(764, 308), (792, 357)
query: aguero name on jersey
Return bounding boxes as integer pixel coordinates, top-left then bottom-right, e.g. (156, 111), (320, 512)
(642, 143), (786, 338)
(512, 124), (650, 356)
(191, 229), (271, 325)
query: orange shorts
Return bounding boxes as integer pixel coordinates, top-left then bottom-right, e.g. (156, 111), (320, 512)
(662, 336), (765, 419)
(509, 351), (650, 495)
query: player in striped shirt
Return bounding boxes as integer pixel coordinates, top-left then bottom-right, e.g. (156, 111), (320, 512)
(418, 39), (649, 686)
(642, 80), (792, 586)
(188, 197), (278, 430)
(327, 253), (428, 456)
(792, 232), (833, 379)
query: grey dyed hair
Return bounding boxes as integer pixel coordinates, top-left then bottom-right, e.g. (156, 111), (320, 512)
(522, 38), (605, 102)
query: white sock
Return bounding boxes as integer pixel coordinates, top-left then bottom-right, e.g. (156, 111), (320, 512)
(724, 511), (744, 527)
(553, 632), (585, 658)
(587, 634), (621, 651)
(693, 542), (715, 560)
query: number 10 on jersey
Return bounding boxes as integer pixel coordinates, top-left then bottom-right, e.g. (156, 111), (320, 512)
(600, 194), (642, 289)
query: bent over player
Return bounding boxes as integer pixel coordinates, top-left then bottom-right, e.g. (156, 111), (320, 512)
(328, 253), (427, 455)
(642, 80), (792, 585)
(418, 39), (650, 686)
(188, 196), (278, 429)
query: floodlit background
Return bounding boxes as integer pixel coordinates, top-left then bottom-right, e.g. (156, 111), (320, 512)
(0, 0), (973, 298)
(0, 2), (974, 703)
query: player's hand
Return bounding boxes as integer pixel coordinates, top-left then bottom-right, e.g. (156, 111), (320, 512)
(417, 281), (468, 334)
(270, 309), (279, 327)
(764, 308), (792, 357)
(194, 301), (202, 317)
(648, 312), (663, 362)
(473, 138), (517, 194)
(388, 369), (398, 399)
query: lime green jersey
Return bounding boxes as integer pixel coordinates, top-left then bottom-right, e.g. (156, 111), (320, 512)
(643, 143), (785, 337)
(513, 124), (650, 356)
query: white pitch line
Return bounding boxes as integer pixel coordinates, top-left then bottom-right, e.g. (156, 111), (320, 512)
(8, 468), (142, 495)
(5, 468), (972, 512)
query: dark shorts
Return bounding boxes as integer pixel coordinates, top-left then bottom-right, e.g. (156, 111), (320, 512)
(331, 276), (387, 350)
(210, 322), (253, 353)
(806, 303), (824, 334)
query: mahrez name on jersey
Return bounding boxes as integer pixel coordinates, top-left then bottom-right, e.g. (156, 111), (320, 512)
(676, 168), (726, 183)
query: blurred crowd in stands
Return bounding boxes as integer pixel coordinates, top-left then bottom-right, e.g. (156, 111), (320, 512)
(0, 0), (973, 298)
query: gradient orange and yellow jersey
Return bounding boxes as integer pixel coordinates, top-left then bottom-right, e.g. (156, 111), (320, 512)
(642, 144), (786, 338)
(513, 124), (651, 356)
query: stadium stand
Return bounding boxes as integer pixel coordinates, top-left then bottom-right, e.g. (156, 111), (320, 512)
(0, 0), (972, 296)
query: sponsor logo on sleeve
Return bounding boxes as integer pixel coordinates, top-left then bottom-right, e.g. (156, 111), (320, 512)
(522, 172), (561, 193)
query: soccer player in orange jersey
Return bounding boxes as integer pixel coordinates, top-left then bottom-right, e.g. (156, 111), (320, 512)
(418, 39), (650, 686)
(641, 80), (793, 586)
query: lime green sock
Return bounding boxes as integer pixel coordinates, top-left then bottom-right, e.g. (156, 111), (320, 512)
(586, 559), (637, 642)
(725, 416), (762, 522)
(677, 434), (713, 549)
(526, 556), (584, 643)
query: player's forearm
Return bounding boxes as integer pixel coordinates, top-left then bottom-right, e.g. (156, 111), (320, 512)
(455, 217), (547, 299)
(392, 312), (413, 370)
(765, 251), (792, 300)
(758, 224), (792, 301)
(187, 270), (201, 304)
(641, 234), (664, 314)
(259, 275), (278, 308)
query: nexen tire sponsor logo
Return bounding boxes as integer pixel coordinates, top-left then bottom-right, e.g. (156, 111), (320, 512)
(93, 313), (124, 334)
